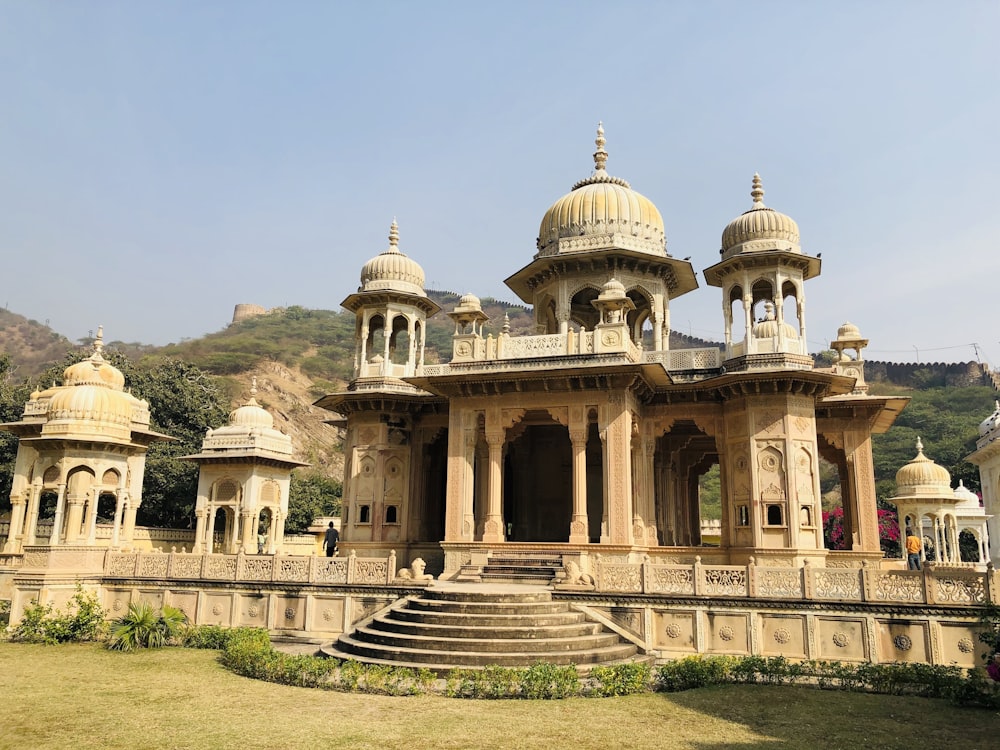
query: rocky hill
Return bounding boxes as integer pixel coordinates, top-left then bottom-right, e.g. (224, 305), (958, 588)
(1, 294), (997, 490)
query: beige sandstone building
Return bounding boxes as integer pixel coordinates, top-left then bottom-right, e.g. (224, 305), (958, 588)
(0, 126), (995, 670)
(319, 125), (907, 579)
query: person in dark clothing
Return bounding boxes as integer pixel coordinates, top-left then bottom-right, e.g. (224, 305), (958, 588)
(324, 521), (339, 557)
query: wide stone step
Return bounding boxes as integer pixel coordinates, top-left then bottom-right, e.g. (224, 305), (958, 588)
(350, 626), (623, 654)
(331, 634), (638, 669)
(420, 589), (554, 604)
(368, 617), (604, 640)
(390, 608), (586, 628)
(407, 599), (568, 616)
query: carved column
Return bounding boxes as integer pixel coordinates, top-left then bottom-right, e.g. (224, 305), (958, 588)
(602, 393), (634, 546)
(64, 490), (85, 544)
(193, 509), (208, 554)
(482, 431), (505, 543)
(569, 427), (588, 544)
(49, 483), (67, 547)
(122, 494), (139, 549)
(24, 479), (42, 546)
(4, 494), (25, 553)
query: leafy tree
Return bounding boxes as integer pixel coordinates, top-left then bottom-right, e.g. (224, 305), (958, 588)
(286, 472), (342, 534)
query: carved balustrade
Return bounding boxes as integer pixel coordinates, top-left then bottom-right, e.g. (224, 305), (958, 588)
(592, 558), (998, 605)
(104, 549), (396, 586)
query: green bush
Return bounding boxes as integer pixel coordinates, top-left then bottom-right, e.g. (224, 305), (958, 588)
(589, 662), (652, 696)
(108, 602), (188, 651)
(9, 587), (106, 644)
(180, 624), (234, 650)
(0, 600), (10, 628)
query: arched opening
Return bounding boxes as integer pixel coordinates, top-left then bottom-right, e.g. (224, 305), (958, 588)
(781, 280), (801, 336)
(625, 288), (652, 346)
(728, 285), (746, 347)
(959, 529), (981, 562)
(503, 412), (572, 542)
(751, 279), (774, 322)
(212, 507), (229, 553)
(653, 420), (718, 547)
(38, 491), (58, 521)
(389, 314), (410, 365)
(569, 287), (601, 331)
(97, 493), (117, 523)
(420, 428), (448, 542)
(537, 295), (557, 334)
(366, 314), (386, 362)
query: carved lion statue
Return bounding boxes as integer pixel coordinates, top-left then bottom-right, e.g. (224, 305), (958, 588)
(396, 557), (433, 581)
(562, 560), (594, 586)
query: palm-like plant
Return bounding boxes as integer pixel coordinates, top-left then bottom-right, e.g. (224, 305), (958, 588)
(108, 602), (189, 651)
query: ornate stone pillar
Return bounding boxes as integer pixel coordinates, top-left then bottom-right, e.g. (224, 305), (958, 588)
(482, 431), (505, 543)
(122, 494), (139, 549)
(602, 393), (634, 546)
(23, 479), (42, 545)
(110, 491), (125, 550)
(49, 483), (67, 547)
(193, 509), (208, 554)
(240, 510), (255, 554)
(205, 504), (217, 554)
(3, 492), (27, 553)
(569, 427), (588, 544)
(64, 490), (85, 544)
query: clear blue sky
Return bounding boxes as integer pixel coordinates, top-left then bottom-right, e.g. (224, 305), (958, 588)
(1, 1), (998, 366)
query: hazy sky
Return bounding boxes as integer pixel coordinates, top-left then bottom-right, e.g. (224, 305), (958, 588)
(2, 1), (998, 366)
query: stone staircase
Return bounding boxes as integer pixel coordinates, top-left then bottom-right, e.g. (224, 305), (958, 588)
(322, 585), (643, 673)
(458, 550), (564, 584)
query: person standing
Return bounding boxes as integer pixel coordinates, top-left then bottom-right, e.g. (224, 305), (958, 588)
(905, 528), (923, 570)
(324, 521), (339, 557)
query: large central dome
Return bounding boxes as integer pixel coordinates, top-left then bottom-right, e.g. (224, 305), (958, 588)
(536, 124), (666, 258)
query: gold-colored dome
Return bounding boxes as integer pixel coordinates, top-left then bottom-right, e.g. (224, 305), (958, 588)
(359, 220), (426, 296)
(62, 327), (126, 390)
(537, 124), (666, 258)
(721, 174), (800, 258)
(894, 438), (952, 492)
(229, 381), (274, 430)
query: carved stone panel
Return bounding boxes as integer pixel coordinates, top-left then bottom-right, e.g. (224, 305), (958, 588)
(760, 614), (807, 658)
(654, 610), (696, 652)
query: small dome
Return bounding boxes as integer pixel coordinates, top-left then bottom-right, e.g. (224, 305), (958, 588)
(47, 384), (133, 429)
(979, 400), (1000, 437)
(953, 480), (981, 510)
(62, 327), (126, 391)
(457, 293), (482, 311)
(751, 300), (797, 340)
(721, 174), (800, 258)
(596, 278), (628, 302)
(836, 322), (861, 341)
(895, 438), (952, 492)
(537, 124), (666, 257)
(228, 381), (273, 430)
(359, 220), (426, 296)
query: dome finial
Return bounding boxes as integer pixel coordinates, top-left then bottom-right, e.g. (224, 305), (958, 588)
(915, 436), (924, 454)
(751, 173), (765, 207)
(388, 218), (400, 251)
(250, 376), (258, 397)
(92, 325), (105, 358)
(594, 122), (608, 172)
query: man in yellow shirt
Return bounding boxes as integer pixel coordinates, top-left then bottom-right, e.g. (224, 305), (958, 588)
(905, 529), (923, 570)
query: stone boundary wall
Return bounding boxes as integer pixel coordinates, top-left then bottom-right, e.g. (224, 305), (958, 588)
(865, 360), (994, 389)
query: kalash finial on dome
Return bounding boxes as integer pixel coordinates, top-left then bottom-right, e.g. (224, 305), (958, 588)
(93, 325), (105, 357)
(388, 218), (400, 252)
(750, 173), (766, 208)
(594, 121), (608, 172)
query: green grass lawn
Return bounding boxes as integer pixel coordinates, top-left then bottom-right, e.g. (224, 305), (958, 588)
(2, 642), (999, 750)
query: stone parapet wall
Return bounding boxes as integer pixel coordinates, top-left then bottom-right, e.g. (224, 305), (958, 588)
(590, 556), (994, 606)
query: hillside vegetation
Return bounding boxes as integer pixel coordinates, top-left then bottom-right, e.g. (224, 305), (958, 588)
(0, 299), (996, 508)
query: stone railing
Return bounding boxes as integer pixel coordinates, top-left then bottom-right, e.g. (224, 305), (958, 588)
(642, 348), (722, 371)
(104, 549), (397, 586)
(593, 556), (998, 605)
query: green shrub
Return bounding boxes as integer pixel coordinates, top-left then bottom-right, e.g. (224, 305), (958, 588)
(108, 602), (188, 651)
(9, 587), (106, 644)
(0, 600), (10, 628)
(589, 662), (652, 696)
(656, 656), (735, 691)
(180, 624), (233, 650)
(522, 662), (581, 699)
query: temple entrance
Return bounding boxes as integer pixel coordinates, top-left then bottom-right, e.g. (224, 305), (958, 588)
(504, 420), (572, 542)
(653, 420), (717, 547)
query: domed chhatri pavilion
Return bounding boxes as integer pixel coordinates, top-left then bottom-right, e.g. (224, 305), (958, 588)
(1, 328), (172, 555)
(317, 125), (909, 579)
